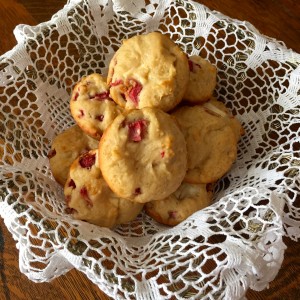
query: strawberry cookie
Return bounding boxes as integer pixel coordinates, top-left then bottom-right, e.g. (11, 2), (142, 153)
(70, 73), (122, 139)
(172, 99), (243, 184)
(64, 150), (143, 227)
(48, 125), (98, 186)
(184, 55), (217, 103)
(145, 182), (212, 226)
(99, 107), (187, 203)
(107, 32), (189, 112)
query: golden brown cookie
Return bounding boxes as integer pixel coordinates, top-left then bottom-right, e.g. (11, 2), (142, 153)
(145, 182), (212, 226)
(48, 125), (98, 186)
(184, 55), (217, 103)
(99, 107), (187, 203)
(64, 150), (144, 227)
(107, 32), (189, 112)
(172, 99), (243, 183)
(70, 73), (122, 139)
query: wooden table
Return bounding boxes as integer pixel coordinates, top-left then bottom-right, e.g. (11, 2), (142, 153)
(0, 1), (299, 299)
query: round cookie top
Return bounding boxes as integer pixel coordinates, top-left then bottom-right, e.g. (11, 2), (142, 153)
(145, 182), (212, 226)
(184, 55), (217, 103)
(48, 125), (98, 186)
(70, 73), (122, 139)
(107, 32), (189, 112)
(172, 99), (243, 184)
(64, 149), (143, 227)
(99, 107), (187, 203)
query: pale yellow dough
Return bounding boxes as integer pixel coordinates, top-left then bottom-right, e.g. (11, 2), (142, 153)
(99, 107), (187, 203)
(70, 73), (122, 139)
(107, 32), (189, 112)
(64, 150), (143, 227)
(184, 55), (217, 103)
(48, 125), (99, 186)
(172, 99), (243, 183)
(145, 182), (212, 226)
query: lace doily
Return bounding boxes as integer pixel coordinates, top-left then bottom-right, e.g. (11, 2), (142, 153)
(0, 0), (299, 299)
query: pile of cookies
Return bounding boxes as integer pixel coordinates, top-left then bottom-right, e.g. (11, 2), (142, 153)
(48, 32), (243, 228)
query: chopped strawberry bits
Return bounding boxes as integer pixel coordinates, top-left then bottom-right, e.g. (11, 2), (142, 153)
(127, 79), (142, 106)
(74, 92), (79, 101)
(134, 187), (142, 195)
(168, 211), (177, 219)
(188, 59), (201, 72)
(68, 179), (76, 189)
(110, 78), (142, 106)
(92, 91), (110, 100)
(80, 187), (93, 208)
(47, 148), (56, 159)
(188, 59), (194, 72)
(95, 114), (104, 122)
(65, 207), (77, 214)
(127, 119), (148, 142)
(78, 109), (85, 118)
(79, 152), (96, 169)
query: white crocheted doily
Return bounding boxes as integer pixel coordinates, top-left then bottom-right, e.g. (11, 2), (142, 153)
(0, 0), (299, 299)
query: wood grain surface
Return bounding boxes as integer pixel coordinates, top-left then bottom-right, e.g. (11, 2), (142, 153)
(0, 1), (299, 299)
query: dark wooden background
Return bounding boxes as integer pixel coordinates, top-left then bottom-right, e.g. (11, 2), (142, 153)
(0, 0), (299, 299)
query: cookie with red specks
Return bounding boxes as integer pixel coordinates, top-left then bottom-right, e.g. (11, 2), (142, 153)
(64, 149), (143, 227)
(184, 56), (217, 103)
(107, 32), (189, 112)
(145, 182), (212, 226)
(70, 73), (122, 139)
(48, 125), (99, 186)
(99, 107), (187, 203)
(172, 99), (243, 184)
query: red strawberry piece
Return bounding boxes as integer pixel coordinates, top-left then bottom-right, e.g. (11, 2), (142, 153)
(95, 114), (104, 122)
(47, 148), (56, 159)
(168, 211), (177, 219)
(188, 59), (194, 72)
(127, 119), (147, 142)
(92, 91), (110, 100)
(161, 151), (165, 158)
(65, 207), (77, 214)
(78, 109), (85, 118)
(127, 79), (142, 106)
(110, 79), (123, 87)
(68, 179), (76, 189)
(188, 59), (201, 73)
(80, 187), (93, 208)
(79, 152), (96, 169)
(134, 187), (141, 195)
(74, 92), (79, 101)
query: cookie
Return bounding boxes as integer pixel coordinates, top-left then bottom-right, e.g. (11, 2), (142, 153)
(145, 182), (212, 226)
(107, 32), (189, 112)
(70, 73), (122, 139)
(99, 107), (187, 203)
(48, 125), (99, 186)
(64, 150), (144, 227)
(205, 97), (244, 140)
(184, 56), (217, 103)
(172, 99), (243, 183)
